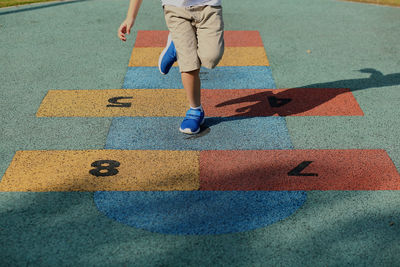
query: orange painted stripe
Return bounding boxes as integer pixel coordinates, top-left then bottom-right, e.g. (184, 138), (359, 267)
(134, 30), (263, 47)
(202, 88), (364, 116)
(199, 150), (400, 191)
(129, 47), (269, 67)
(36, 88), (363, 118)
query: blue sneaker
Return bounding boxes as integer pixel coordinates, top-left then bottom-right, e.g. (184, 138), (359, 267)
(179, 108), (205, 134)
(158, 34), (177, 75)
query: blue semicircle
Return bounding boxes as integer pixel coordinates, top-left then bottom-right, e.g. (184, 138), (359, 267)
(94, 191), (306, 235)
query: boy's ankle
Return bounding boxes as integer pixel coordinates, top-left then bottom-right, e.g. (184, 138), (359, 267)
(190, 105), (203, 111)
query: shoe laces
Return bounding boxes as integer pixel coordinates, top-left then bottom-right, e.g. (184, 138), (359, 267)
(184, 109), (203, 121)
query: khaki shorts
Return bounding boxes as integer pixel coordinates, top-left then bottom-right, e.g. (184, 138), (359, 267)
(163, 5), (225, 72)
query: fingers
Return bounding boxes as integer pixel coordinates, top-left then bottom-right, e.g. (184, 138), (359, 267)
(118, 23), (127, 41)
(126, 21), (134, 36)
(118, 20), (134, 42)
(119, 31), (126, 42)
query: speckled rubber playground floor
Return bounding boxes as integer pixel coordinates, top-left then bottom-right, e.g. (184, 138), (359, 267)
(1, 0), (399, 265)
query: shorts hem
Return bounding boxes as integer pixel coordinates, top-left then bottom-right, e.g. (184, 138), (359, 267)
(179, 64), (201, 73)
(201, 62), (218, 69)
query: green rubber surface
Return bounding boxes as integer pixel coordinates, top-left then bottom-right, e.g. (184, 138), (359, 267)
(1, 192), (399, 265)
(1, 0), (399, 265)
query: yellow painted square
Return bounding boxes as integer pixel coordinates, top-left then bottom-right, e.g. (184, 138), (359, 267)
(36, 89), (188, 117)
(0, 150), (200, 192)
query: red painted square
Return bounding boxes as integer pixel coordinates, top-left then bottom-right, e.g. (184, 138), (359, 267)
(200, 150), (400, 191)
(134, 30), (263, 47)
(224, 31), (264, 47)
(202, 88), (364, 117)
(134, 31), (170, 47)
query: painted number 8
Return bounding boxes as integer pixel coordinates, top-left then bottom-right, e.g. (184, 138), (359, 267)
(89, 160), (120, 177)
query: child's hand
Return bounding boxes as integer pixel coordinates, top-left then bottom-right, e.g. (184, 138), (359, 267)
(118, 18), (134, 42)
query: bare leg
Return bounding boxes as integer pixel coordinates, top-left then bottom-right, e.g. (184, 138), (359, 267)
(181, 69), (201, 108)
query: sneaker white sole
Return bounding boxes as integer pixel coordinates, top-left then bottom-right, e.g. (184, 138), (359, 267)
(179, 117), (205, 135)
(158, 34), (173, 75)
(179, 127), (201, 135)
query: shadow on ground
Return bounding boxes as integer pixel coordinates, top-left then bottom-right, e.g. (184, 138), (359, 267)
(201, 68), (399, 131)
(0, 189), (399, 265)
(1, 68), (399, 264)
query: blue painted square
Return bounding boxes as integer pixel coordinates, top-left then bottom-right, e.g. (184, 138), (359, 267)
(105, 117), (292, 150)
(123, 66), (276, 89)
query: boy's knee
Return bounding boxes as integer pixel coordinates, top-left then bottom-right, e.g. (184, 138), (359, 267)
(199, 47), (224, 69)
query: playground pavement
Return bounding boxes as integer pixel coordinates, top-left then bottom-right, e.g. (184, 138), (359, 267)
(0, 0), (399, 265)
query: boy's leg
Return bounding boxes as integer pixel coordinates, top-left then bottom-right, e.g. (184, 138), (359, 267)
(180, 68), (204, 134)
(163, 5), (202, 108)
(163, 6), (205, 134)
(196, 6), (224, 70)
(163, 6), (201, 73)
(181, 69), (201, 108)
